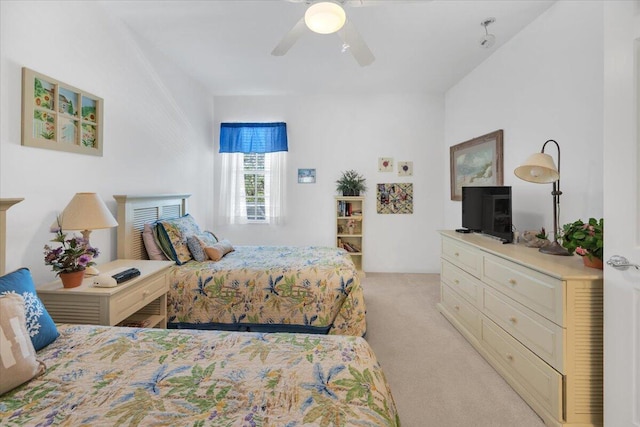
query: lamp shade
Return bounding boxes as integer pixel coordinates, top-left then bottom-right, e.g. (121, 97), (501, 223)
(514, 152), (559, 184)
(304, 1), (346, 34)
(58, 193), (118, 231)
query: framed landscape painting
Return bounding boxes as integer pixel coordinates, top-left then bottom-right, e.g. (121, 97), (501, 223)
(21, 67), (103, 156)
(450, 129), (503, 201)
(297, 168), (316, 183)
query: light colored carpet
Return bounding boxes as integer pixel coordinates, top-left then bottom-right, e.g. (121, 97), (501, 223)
(362, 273), (545, 427)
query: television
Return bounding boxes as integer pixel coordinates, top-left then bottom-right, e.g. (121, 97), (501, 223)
(461, 186), (513, 243)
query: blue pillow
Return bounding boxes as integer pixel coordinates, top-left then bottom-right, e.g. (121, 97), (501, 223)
(186, 231), (219, 262)
(0, 268), (59, 350)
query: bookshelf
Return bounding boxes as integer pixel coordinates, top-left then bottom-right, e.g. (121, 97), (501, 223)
(335, 196), (364, 277)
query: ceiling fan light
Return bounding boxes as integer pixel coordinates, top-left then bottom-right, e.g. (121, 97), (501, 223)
(304, 2), (346, 35)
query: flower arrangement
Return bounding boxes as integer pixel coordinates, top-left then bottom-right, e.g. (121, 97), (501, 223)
(44, 219), (99, 276)
(560, 218), (604, 261)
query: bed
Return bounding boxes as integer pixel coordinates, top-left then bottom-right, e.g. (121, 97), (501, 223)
(1, 324), (398, 426)
(114, 194), (366, 336)
(0, 197), (398, 426)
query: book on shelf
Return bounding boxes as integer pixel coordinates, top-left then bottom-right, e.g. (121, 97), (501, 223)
(118, 318), (151, 328)
(342, 242), (361, 253)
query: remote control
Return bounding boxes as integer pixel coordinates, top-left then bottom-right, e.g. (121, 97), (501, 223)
(455, 228), (471, 233)
(111, 268), (141, 284)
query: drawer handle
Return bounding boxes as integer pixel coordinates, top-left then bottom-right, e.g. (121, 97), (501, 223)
(506, 353), (514, 361)
(509, 316), (518, 324)
(454, 252), (460, 257)
(454, 279), (460, 285)
(508, 279), (517, 285)
(142, 290), (150, 297)
(454, 305), (460, 311)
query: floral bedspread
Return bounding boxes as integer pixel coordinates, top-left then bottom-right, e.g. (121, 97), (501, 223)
(167, 246), (366, 336)
(0, 325), (399, 427)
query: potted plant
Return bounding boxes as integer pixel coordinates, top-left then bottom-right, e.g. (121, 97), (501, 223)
(336, 170), (367, 196)
(560, 218), (604, 269)
(44, 218), (99, 288)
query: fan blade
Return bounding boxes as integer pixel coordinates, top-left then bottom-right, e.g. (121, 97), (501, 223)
(337, 20), (375, 66)
(271, 17), (307, 56)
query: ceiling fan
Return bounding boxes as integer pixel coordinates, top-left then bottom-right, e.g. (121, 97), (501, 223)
(271, 0), (376, 67)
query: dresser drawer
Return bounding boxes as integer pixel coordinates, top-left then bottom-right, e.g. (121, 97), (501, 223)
(482, 254), (563, 325)
(442, 237), (482, 278)
(481, 317), (562, 420)
(441, 283), (481, 339)
(110, 274), (167, 326)
(483, 287), (564, 372)
(441, 259), (483, 308)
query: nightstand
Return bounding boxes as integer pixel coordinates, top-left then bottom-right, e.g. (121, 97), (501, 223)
(37, 259), (174, 328)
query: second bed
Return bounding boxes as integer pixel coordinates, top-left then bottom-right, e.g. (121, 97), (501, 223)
(115, 194), (366, 336)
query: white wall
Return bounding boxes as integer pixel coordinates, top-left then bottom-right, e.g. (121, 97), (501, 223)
(444, 1), (604, 236)
(213, 94), (445, 273)
(0, 1), (215, 283)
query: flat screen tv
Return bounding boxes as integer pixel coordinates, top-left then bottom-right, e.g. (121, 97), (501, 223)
(461, 186), (513, 243)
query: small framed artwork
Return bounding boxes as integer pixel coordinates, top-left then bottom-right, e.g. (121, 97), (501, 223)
(378, 157), (393, 172)
(21, 67), (103, 156)
(450, 129), (504, 201)
(398, 161), (413, 176)
(298, 168), (316, 183)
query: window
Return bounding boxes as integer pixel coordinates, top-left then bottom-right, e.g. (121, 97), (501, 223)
(243, 153), (266, 221)
(218, 123), (287, 225)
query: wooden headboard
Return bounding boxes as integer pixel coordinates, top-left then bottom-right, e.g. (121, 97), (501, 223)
(1, 198), (24, 276)
(113, 194), (190, 260)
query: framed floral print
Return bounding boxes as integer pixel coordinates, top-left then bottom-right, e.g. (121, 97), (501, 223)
(450, 129), (504, 201)
(21, 67), (103, 156)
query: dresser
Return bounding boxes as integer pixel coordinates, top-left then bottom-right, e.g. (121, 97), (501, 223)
(437, 230), (603, 427)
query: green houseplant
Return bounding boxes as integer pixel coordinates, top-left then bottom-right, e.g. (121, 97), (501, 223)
(336, 170), (367, 196)
(560, 218), (603, 268)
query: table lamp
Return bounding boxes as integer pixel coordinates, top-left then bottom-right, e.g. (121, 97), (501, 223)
(514, 139), (570, 256)
(58, 192), (118, 274)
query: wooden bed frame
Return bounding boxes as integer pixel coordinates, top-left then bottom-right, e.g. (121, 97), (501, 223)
(0, 198), (24, 276)
(114, 194), (190, 260)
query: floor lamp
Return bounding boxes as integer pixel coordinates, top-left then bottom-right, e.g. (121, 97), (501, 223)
(58, 193), (118, 274)
(514, 139), (570, 256)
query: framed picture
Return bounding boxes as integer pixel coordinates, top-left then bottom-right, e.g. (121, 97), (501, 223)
(378, 157), (393, 172)
(21, 67), (103, 156)
(450, 129), (503, 201)
(398, 161), (413, 176)
(298, 168), (316, 183)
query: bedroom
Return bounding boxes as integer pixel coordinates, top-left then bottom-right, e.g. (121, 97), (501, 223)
(0, 0), (636, 426)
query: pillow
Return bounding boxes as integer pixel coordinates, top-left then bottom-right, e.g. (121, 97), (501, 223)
(0, 268), (59, 351)
(142, 223), (169, 261)
(204, 239), (235, 262)
(0, 294), (46, 395)
(155, 214), (202, 265)
(186, 231), (219, 262)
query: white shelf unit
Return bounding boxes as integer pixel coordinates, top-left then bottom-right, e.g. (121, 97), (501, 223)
(335, 196), (364, 276)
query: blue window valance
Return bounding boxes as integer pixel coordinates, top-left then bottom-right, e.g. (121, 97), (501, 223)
(219, 122), (288, 153)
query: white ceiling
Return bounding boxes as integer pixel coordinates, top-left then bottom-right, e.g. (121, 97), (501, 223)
(100, 0), (556, 96)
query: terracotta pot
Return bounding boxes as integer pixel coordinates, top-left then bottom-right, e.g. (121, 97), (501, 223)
(583, 256), (604, 270)
(59, 269), (86, 288)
